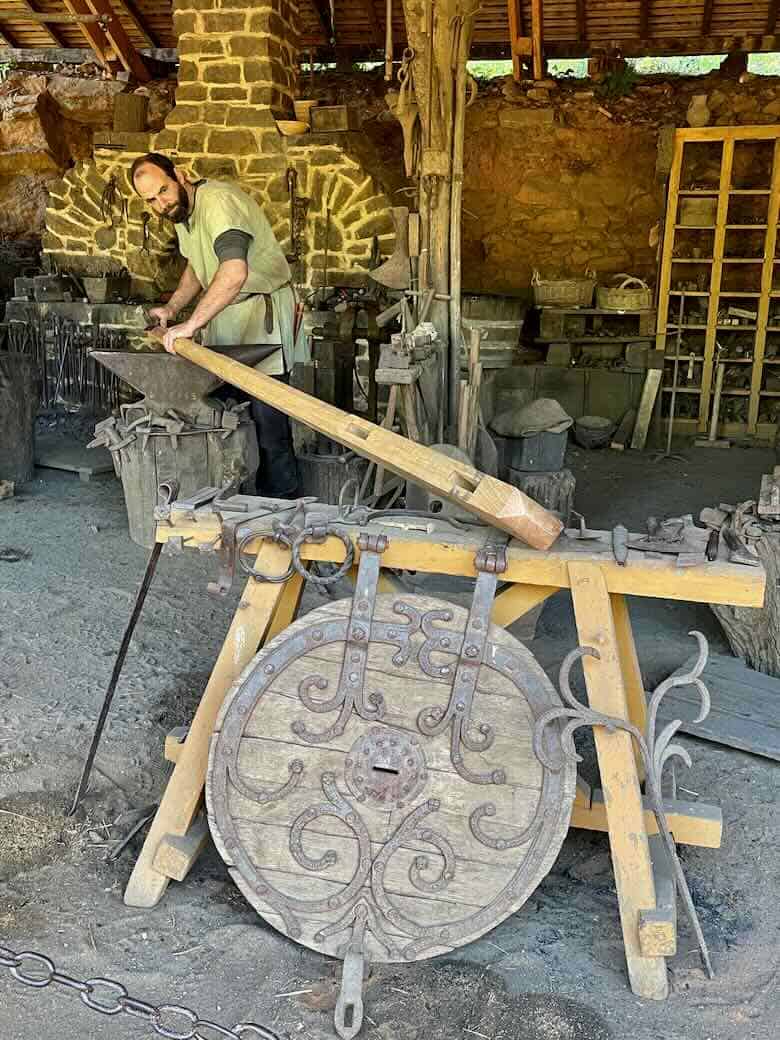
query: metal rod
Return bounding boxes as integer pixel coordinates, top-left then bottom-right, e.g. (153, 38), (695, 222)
(68, 541), (164, 816)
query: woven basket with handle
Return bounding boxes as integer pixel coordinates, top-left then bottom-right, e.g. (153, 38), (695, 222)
(596, 274), (652, 311)
(532, 268), (596, 307)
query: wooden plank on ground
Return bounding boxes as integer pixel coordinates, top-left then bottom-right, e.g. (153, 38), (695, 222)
(35, 433), (114, 482)
(630, 368), (662, 451)
(659, 651), (780, 761)
(611, 408), (636, 450)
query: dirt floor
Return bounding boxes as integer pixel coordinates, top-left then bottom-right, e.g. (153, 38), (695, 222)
(1, 435), (778, 1040)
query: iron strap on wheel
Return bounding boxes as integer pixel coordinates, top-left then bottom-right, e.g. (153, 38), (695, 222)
(0, 944), (280, 1040)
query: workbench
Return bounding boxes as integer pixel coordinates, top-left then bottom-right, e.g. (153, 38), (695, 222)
(123, 500), (765, 1003)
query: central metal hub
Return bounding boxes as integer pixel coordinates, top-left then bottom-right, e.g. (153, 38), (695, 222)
(345, 727), (427, 809)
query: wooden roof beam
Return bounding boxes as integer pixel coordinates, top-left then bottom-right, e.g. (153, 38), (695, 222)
(84, 0), (151, 80)
(638, 1), (650, 41)
(363, 0), (382, 48)
(767, 1), (779, 35)
(19, 1), (69, 47)
(701, 0), (714, 36)
(575, 0), (586, 41)
(62, 0), (113, 65)
(311, 0), (335, 45)
(115, 0), (160, 49)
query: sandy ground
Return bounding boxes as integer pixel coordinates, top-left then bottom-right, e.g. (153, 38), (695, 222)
(0, 437), (778, 1040)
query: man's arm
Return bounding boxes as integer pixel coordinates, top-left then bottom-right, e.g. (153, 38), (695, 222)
(161, 259), (248, 353)
(148, 262), (203, 329)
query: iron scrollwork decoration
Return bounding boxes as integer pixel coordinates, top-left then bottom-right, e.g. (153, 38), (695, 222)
(533, 630), (715, 979)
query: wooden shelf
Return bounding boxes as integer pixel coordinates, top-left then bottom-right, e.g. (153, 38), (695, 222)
(659, 126), (780, 440)
(662, 387), (700, 393)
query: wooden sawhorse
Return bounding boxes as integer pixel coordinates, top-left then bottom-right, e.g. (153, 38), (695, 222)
(123, 510), (765, 1002)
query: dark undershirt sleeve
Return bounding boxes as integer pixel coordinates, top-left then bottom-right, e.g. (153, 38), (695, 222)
(214, 228), (253, 262)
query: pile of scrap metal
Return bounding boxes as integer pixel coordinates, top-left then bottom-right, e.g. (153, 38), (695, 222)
(700, 496), (779, 568)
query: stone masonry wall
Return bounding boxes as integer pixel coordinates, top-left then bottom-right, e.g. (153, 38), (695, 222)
(41, 0), (395, 300)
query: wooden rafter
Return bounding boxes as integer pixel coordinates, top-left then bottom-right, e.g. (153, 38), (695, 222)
(767, 1), (780, 35)
(531, 0), (543, 79)
(116, 0), (160, 49)
(701, 0), (714, 36)
(363, 0), (382, 48)
(638, 0), (650, 40)
(311, 0), (335, 45)
(63, 0), (113, 64)
(19, 0), (68, 47)
(507, 0), (524, 79)
(575, 0), (586, 42)
(85, 0), (151, 80)
(0, 25), (22, 49)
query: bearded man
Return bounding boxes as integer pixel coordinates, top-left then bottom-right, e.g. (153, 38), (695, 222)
(130, 152), (305, 498)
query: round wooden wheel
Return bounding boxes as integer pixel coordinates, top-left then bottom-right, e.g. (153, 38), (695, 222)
(206, 593), (575, 963)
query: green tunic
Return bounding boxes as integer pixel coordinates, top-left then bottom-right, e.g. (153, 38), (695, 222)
(174, 179), (306, 370)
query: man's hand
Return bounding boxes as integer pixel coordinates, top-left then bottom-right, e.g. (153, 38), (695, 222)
(162, 319), (200, 354)
(147, 304), (176, 330)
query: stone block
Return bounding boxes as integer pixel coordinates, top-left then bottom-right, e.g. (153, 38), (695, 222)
(209, 86), (249, 101)
(247, 11), (285, 36)
(226, 106), (276, 128)
(172, 12), (198, 34)
(178, 126), (210, 152)
(203, 12), (247, 31)
(178, 36), (225, 57)
(498, 107), (555, 128)
(152, 129), (178, 151)
(177, 60), (199, 83)
(241, 58), (277, 84)
(165, 104), (202, 127)
(46, 178), (69, 199)
(174, 82), (208, 103)
(95, 226), (117, 250)
(41, 231), (64, 251)
(265, 174), (288, 203)
(46, 211), (92, 239)
(244, 155), (285, 176)
(307, 146), (342, 166)
(202, 63), (242, 85)
(257, 128), (283, 155)
(203, 103), (229, 126)
(193, 157), (239, 179)
(352, 214), (393, 239)
(207, 128), (257, 155)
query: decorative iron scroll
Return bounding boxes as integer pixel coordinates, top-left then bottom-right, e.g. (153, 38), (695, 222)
(533, 631), (715, 979)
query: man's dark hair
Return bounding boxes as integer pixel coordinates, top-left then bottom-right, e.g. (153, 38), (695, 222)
(130, 152), (177, 191)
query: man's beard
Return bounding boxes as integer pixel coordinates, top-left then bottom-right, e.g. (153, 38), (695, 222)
(162, 184), (190, 223)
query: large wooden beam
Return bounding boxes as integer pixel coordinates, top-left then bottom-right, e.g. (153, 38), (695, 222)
(311, 0), (335, 44)
(507, 0), (524, 80)
(701, 0), (714, 35)
(18, 1), (69, 47)
(638, 0), (650, 40)
(62, 0), (112, 65)
(116, 0), (159, 49)
(0, 45), (175, 63)
(84, 0), (151, 80)
(152, 336), (563, 550)
(531, 0), (544, 79)
(767, 1), (780, 35)
(575, 0), (586, 41)
(362, 0), (382, 48)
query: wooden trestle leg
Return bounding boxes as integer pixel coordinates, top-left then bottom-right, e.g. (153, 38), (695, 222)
(123, 542), (295, 908)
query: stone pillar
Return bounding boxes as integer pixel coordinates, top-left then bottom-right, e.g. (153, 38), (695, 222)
(165, 0), (301, 177)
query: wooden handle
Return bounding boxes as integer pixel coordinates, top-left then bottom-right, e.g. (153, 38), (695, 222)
(158, 335), (563, 551)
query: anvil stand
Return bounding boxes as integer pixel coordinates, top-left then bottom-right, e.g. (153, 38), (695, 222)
(121, 499), (765, 1003)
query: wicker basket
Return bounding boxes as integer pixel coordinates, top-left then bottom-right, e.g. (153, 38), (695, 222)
(596, 274), (653, 311)
(532, 269), (596, 308)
